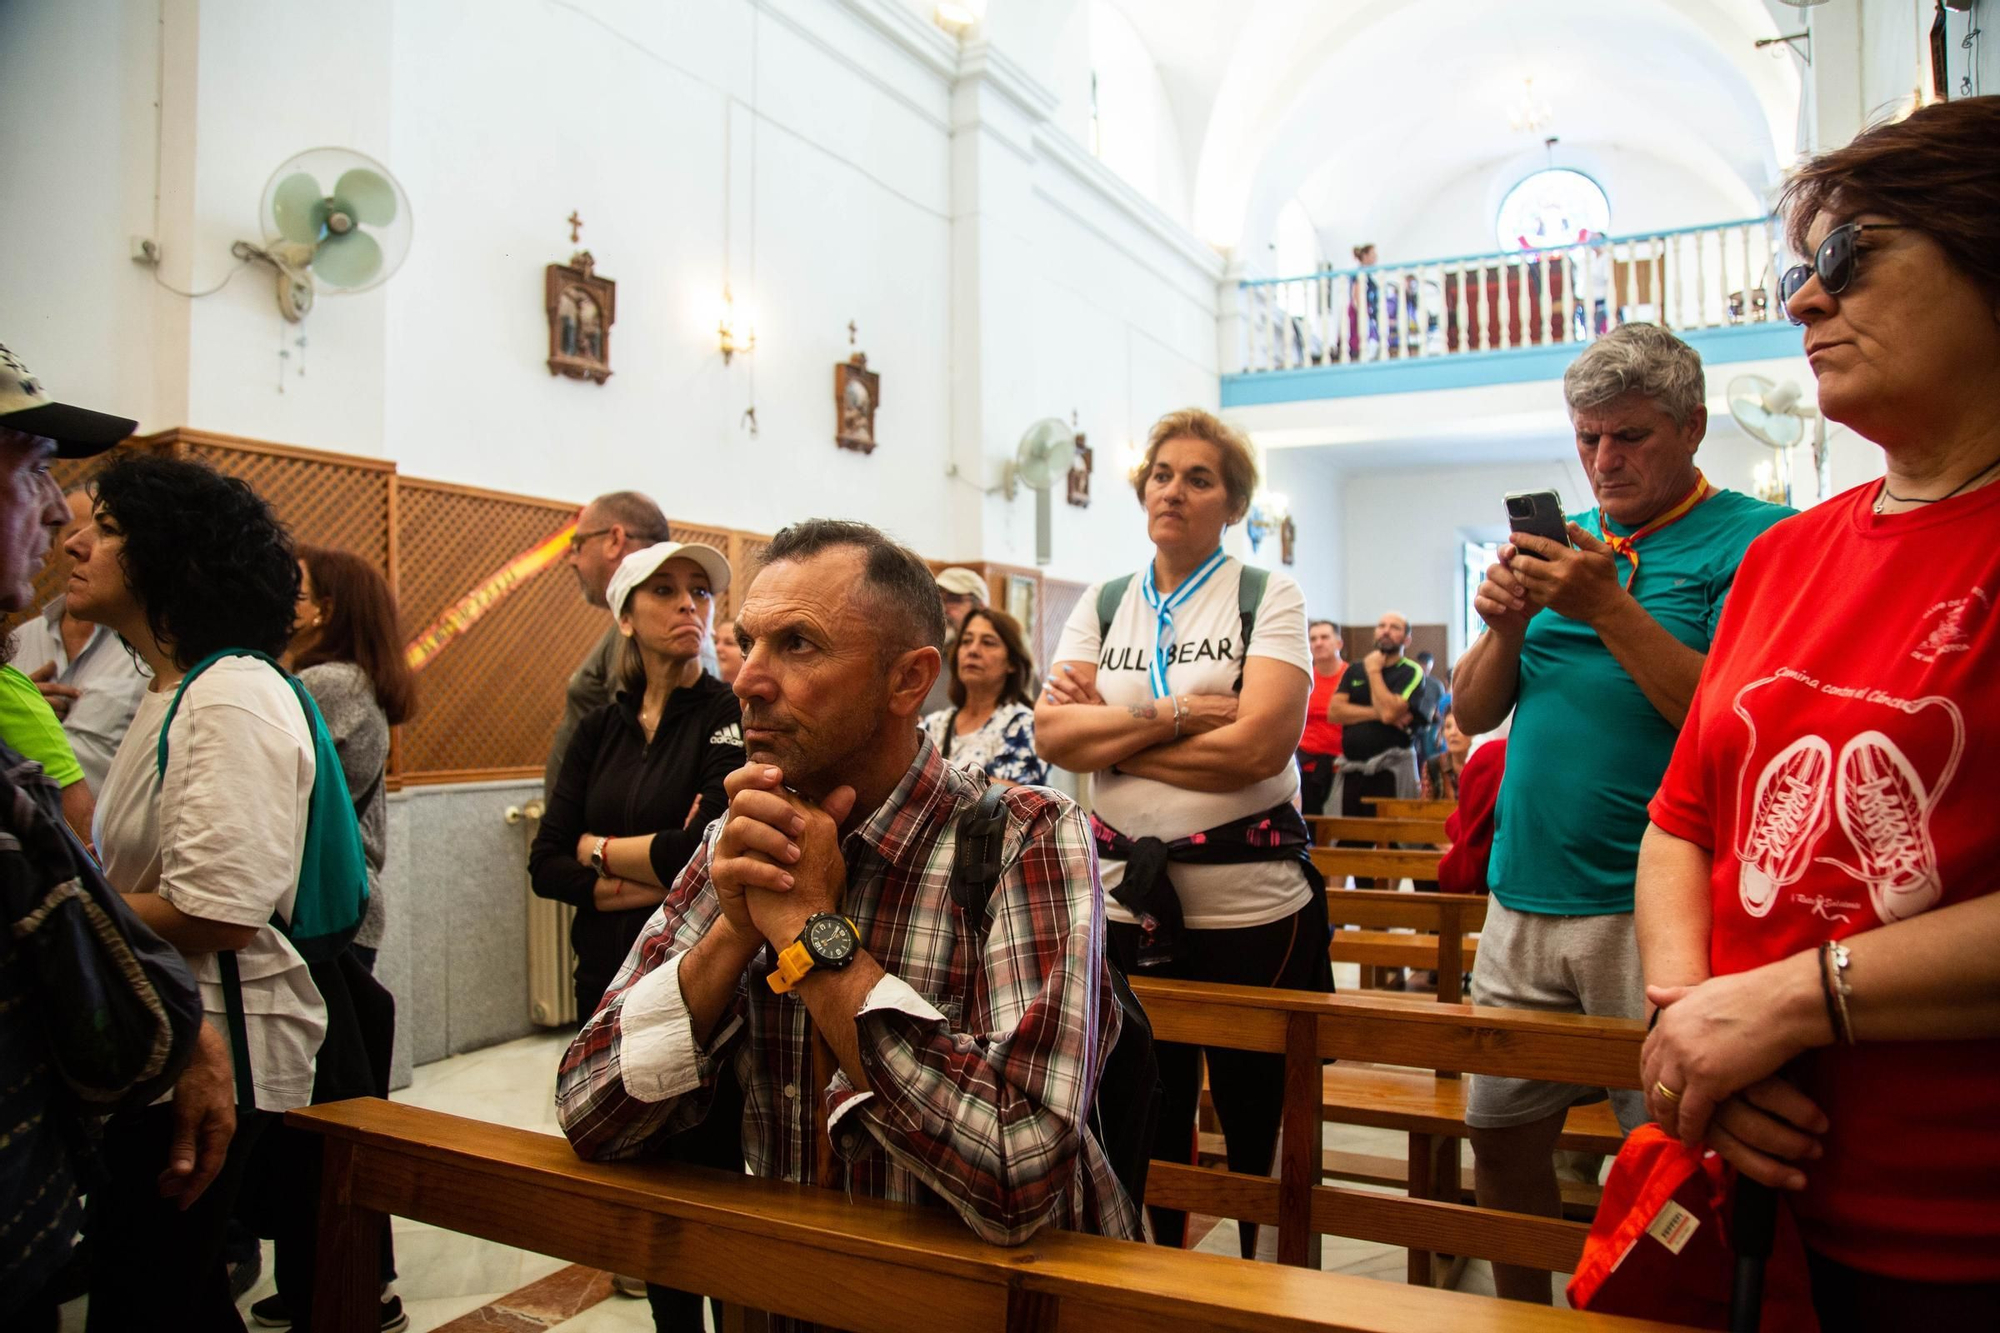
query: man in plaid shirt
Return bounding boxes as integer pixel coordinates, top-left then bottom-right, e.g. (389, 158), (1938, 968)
(557, 520), (1139, 1253)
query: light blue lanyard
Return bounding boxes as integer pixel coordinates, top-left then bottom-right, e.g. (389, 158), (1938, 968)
(1139, 548), (1226, 698)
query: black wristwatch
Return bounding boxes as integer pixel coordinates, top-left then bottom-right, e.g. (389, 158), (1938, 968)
(768, 913), (860, 993)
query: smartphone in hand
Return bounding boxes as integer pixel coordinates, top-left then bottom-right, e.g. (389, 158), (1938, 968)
(1504, 490), (1571, 558)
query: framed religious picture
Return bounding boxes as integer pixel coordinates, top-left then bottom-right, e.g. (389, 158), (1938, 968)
(835, 352), (880, 454)
(1005, 573), (1038, 648)
(1067, 436), (1092, 507)
(546, 251), (616, 384)
(1280, 515), (1297, 566)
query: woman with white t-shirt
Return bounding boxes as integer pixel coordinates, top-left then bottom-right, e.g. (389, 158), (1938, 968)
(1038, 407), (1326, 1256)
(65, 454), (326, 1328)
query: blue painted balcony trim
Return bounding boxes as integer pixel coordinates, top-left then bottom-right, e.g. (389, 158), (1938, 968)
(1220, 323), (1805, 408)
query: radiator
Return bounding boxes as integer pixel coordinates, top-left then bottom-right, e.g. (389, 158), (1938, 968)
(509, 799), (577, 1027)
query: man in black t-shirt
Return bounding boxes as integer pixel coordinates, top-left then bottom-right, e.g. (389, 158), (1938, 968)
(1326, 610), (1429, 825)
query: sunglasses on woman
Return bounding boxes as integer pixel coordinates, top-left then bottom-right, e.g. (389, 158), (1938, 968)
(1779, 221), (1909, 324)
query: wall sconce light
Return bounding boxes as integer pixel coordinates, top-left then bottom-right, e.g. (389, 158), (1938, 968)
(934, 0), (986, 36)
(719, 287), (756, 364)
(1247, 491), (1290, 554)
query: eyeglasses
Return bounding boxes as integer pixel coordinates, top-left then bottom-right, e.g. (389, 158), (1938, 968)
(566, 526), (614, 553)
(1779, 222), (1909, 324)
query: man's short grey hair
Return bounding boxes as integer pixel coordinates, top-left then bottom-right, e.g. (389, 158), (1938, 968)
(761, 519), (947, 657)
(1562, 323), (1706, 428)
(587, 490), (671, 544)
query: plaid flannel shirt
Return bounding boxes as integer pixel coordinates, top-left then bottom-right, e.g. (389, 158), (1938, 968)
(556, 732), (1140, 1252)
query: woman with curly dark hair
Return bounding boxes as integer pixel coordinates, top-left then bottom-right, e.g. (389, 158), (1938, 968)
(63, 452), (329, 1330)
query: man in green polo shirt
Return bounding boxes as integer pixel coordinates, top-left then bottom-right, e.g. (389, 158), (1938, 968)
(1451, 323), (1792, 1305)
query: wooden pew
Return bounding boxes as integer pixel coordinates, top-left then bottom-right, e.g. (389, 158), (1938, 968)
(1320, 886), (1483, 1004)
(1306, 815), (1450, 848)
(1309, 847), (1442, 884)
(290, 1099), (1682, 1333)
(1362, 797), (1457, 820)
(1133, 978), (1642, 1287)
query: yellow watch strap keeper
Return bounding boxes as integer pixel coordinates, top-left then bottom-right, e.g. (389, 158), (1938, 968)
(768, 939), (815, 994)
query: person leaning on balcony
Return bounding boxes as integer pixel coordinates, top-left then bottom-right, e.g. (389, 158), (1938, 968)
(1636, 96), (2000, 1329)
(1449, 321), (1792, 1305)
(1036, 407), (1328, 1259)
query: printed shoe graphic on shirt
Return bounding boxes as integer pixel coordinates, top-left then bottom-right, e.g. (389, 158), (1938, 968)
(1830, 731), (1942, 923)
(1736, 734), (1833, 919)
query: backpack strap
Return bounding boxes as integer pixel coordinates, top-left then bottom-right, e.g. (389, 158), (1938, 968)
(950, 781), (1010, 923)
(155, 648), (290, 774)
(1236, 563), (1268, 657)
(216, 951), (257, 1110)
(1096, 574), (1136, 645)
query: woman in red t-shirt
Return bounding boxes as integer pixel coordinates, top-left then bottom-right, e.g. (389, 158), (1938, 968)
(1634, 98), (2000, 1328)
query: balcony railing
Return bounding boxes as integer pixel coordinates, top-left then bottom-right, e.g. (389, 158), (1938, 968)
(1234, 216), (1788, 375)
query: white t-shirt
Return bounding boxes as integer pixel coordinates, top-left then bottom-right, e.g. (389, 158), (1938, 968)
(95, 657), (326, 1112)
(1053, 559), (1313, 929)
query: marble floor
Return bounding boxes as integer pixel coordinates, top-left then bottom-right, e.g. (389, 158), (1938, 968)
(60, 1022), (1571, 1331)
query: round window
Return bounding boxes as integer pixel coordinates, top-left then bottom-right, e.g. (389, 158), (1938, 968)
(1496, 169), (1611, 252)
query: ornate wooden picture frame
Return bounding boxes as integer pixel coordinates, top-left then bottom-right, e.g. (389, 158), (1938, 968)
(835, 352), (880, 454)
(546, 251), (616, 384)
(1067, 436), (1092, 507)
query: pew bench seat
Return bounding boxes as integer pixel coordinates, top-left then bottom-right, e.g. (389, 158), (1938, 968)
(1319, 1064), (1625, 1154)
(1329, 928), (1478, 974)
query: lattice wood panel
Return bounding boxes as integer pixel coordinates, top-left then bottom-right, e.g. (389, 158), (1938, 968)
(173, 431), (394, 578)
(727, 532), (773, 618)
(396, 480), (603, 779)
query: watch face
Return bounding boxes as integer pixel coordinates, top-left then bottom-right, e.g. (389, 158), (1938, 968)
(806, 915), (856, 965)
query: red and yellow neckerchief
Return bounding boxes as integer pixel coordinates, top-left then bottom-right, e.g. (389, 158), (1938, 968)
(1596, 470), (1711, 592)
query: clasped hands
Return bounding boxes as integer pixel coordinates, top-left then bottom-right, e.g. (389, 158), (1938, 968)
(1643, 962), (1829, 1192)
(1475, 524), (1625, 635)
(711, 763), (856, 953)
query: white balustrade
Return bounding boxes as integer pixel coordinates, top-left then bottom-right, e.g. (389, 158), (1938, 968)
(1235, 216), (1788, 374)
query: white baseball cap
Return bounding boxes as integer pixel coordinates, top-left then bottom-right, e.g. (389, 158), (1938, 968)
(935, 566), (987, 601)
(607, 541), (732, 617)
(0, 343), (137, 457)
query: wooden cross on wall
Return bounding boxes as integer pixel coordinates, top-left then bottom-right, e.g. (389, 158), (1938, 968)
(567, 212), (583, 244)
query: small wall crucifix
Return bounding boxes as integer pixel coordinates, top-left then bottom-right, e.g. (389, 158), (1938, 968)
(567, 211), (584, 244)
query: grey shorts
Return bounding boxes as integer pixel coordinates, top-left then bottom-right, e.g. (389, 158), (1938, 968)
(1465, 897), (1647, 1133)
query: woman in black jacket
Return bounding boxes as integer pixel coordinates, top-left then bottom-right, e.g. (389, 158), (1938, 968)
(532, 540), (745, 1018)
(530, 540), (746, 1331)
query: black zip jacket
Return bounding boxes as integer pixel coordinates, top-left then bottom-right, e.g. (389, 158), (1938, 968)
(530, 672), (744, 1014)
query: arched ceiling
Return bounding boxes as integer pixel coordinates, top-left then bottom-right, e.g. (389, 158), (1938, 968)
(1092, 0), (1800, 254)
(926, 0), (1801, 258)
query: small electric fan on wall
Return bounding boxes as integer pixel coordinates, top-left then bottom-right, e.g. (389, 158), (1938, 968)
(1728, 374), (1828, 503)
(1007, 418), (1077, 566)
(232, 148), (413, 321)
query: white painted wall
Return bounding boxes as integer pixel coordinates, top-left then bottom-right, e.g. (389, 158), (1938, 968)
(2, 0), (1220, 581)
(1262, 445), (1344, 621)
(0, 0), (176, 428)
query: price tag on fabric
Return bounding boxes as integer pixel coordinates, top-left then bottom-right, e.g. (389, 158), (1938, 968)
(1645, 1199), (1702, 1255)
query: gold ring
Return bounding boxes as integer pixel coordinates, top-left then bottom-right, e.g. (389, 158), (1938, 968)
(1654, 1081), (1684, 1104)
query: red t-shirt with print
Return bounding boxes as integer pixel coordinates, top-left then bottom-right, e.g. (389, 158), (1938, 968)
(1649, 476), (2000, 1281)
(1300, 667), (1345, 756)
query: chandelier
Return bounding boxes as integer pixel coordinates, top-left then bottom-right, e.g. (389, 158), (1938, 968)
(1509, 77), (1554, 134)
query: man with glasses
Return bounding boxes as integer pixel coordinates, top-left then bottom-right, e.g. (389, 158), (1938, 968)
(544, 491), (676, 796)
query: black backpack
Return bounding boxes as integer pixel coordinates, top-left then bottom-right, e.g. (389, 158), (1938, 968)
(952, 782), (1161, 1211)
